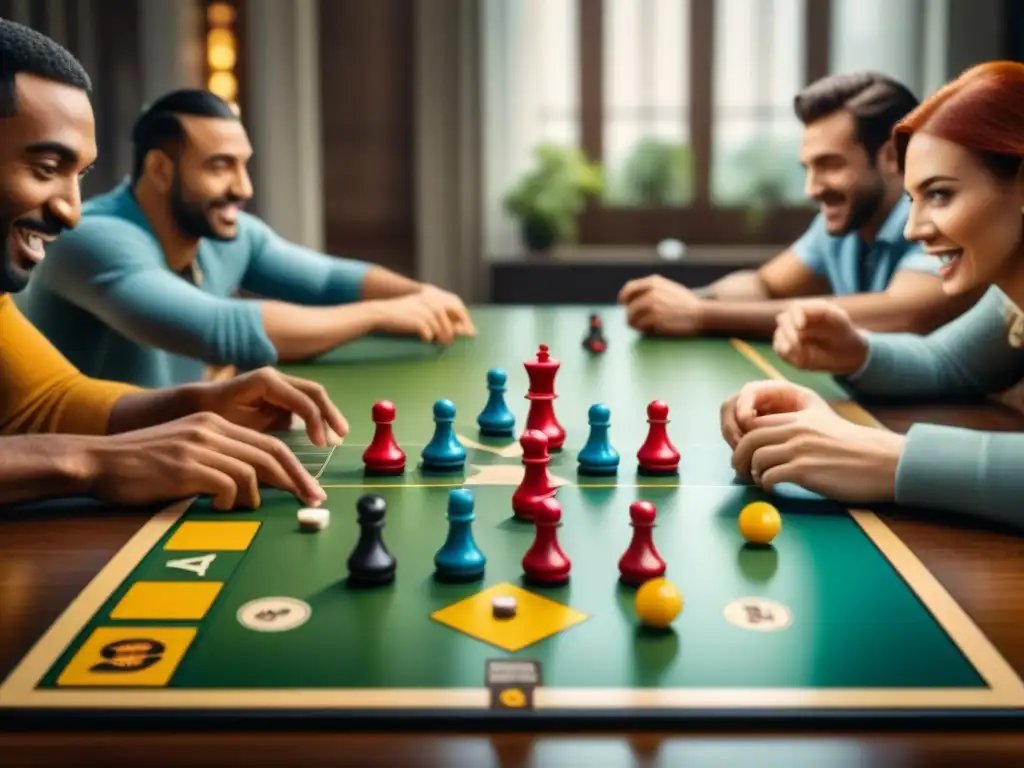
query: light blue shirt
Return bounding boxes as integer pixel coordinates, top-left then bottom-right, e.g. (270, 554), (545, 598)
(792, 195), (939, 294)
(17, 182), (372, 388)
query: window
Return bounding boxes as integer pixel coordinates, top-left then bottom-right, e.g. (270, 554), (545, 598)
(578, 0), (831, 245)
(482, 0), (832, 255)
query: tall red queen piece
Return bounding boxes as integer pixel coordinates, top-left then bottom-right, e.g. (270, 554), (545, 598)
(362, 400), (406, 475)
(524, 344), (566, 451)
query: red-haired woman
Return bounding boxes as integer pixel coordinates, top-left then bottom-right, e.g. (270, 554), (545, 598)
(720, 61), (1024, 527)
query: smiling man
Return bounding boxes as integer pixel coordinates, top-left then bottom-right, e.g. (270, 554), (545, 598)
(0, 19), (353, 512)
(617, 72), (984, 338)
(17, 88), (475, 388)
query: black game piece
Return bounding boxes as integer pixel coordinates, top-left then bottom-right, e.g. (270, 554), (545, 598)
(583, 313), (607, 353)
(346, 494), (396, 588)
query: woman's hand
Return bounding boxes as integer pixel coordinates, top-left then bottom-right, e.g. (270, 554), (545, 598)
(732, 406), (906, 503)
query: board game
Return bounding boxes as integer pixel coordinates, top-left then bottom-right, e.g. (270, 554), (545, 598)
(2, 306), (1023, 726)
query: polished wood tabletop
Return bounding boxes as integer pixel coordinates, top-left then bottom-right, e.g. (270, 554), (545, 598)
(3, 399), (1024, 766)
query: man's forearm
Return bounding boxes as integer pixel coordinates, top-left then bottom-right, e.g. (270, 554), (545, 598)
(360, 265), (422, 300)
(696, 270), (772, 301)
(261, 300), (383, 362)
(698, 292), (959, 338)
(106, 385), (204, 434)
(0, 435), (96, 504)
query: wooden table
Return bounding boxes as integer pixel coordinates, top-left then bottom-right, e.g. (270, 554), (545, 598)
(4, 322), (1024, 765)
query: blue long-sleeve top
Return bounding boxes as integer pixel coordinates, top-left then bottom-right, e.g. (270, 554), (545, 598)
(16, 182), (371, 388)
(845, 286), (1024, 528)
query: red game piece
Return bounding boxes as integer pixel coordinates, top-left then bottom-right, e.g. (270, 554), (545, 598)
(618, 500), (666, 586)
(524, 345), (566, 451)
(512, 429), (557, 521)
(636, 400), (680, 475)
(362, 401), (406, 475)
(522, 496), (571, 586)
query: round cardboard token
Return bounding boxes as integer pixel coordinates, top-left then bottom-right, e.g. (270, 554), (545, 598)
(237, 597), (312, 633)
(722, 597), (791, 632)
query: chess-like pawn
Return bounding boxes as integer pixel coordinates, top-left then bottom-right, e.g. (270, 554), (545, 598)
(636, 400), (680, 475)
(577, 403), (619, 476)
(582, 313), (607, 353)
(522, 496), (571, 586)
(346, 494), (396, 588)
(477, 368), (516, 437)
(363, 401), (405, 475)
(618, 500), (666, 586)
(421, 399), (466, 472)
(512, 429), (557, 521)
(433, 488), (486, 583)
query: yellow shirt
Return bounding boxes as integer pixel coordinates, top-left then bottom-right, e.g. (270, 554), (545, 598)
(0, 294), (140, 435)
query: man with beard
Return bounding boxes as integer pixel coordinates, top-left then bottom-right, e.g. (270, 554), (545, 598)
(17, 89), (475, 387)
(0, 20), (349, 512)
(617, 72), (984, 338)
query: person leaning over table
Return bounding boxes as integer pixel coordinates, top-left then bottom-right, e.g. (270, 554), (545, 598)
(719, 61), (1024, 529)
(15, 87), (475, 389)
(616, 72), (984, 339)
(0, 19), (345, 512)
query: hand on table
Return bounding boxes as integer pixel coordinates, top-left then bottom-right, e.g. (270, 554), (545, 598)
(418, 284), (476, 337)
(720, 379), (828, 449)
(722, 380), (905, 503)
(84, 412), (327, 510)
(617, 275), (705, 336)
(194, 367), (348, 448)
(773, 299), (869, 374)
(371, 288), (474, 346)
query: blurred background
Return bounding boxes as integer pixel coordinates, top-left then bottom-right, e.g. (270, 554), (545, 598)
(6, 0), (1021, 304)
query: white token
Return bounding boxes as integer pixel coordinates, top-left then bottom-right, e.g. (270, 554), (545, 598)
(493, 595), (517, 618)
(723, 597), (792, 632)
(237, 597), (312, 632)
(298, 507), (329, 531)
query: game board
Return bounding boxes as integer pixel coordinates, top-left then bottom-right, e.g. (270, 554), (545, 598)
(2, 307), (1023, 726)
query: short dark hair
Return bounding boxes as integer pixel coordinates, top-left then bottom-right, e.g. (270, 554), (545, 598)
(130, 89), (238, 181)
(0, 19), (91, 116)
(794, 72), (919, 160)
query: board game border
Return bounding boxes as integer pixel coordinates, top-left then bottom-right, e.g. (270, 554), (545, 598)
(2, 342), (1024, 718)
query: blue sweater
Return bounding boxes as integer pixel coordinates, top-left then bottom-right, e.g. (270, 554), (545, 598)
(847, 286), (1024, 527)
(17, 183), (371, 388)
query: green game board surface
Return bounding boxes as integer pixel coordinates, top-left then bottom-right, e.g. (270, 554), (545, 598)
(2, 306), (1023, 724)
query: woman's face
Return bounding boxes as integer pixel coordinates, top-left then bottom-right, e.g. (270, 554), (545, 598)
(903, 132), (1024, 297)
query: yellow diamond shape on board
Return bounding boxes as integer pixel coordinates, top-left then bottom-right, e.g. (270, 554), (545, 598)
(430, 582), (588, 652)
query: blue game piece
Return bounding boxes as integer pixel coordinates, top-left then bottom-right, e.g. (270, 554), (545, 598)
(421, 399), (467, 472)
(477, 368), (516, 436)
(434, 488), (486, 582)
(577, 403), (619, 476)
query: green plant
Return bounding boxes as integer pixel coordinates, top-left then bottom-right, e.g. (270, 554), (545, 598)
(613, 136), (692, 205)
(503, 144), (603, 248)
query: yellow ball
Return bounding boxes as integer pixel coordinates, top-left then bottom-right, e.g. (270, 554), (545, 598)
(635, 578), (683, 629)
(738, 501), (781, 544)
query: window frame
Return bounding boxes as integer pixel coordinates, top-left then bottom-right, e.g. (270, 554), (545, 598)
(577, 0), (832, 246)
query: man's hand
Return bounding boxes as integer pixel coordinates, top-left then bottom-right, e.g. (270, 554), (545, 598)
(617, 275), (706, 336)
(369, 291), (468, 346)
(418, 284), (476, 337)
(194, 367), (348, 447)
(83, 412), (327, 510)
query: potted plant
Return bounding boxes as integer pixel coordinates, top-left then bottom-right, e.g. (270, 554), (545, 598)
(503, 144), (602, 253)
